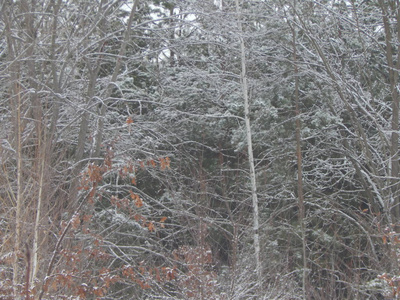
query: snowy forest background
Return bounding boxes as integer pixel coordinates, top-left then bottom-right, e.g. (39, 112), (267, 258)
(1, 0), (400, 299)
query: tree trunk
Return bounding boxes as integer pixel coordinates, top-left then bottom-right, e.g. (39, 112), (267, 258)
(31, 126), (46, 286)
(378, 0), (400, 222)
(13, 83), (23, 300)
(234, 0), (262, 290)
(290, 13), (309, 299)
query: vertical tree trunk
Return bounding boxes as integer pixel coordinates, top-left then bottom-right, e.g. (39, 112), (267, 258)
(48, 0), (62, 146)
(13, 83), (23, 300)
(234, 0), (262, 289)
(4, 2), (25, 297)
(31, 127), (46, 286)
(290, 12), (309, 299)
(378, 0), (400, 222)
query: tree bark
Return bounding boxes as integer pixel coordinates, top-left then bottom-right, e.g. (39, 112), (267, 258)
(13, 84), (23, 300)
(378, 0), (400, 222)
(3, 2), (24, 297)
(234, 0), (262, 290)
(290, 12), (309, 299)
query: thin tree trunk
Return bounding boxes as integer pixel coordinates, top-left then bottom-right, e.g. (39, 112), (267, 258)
(48, 0), (62, 145)
(290, 15), (309, 299)
(19, 0), (45, 288)
(234, 0), (262, 289)
(13, 83), (23, 300)
(4, 2), (24, 296)
(31, 127), (46, 286)
(378, 0), (400, 222)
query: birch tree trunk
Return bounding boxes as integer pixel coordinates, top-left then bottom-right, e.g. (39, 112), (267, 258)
(234, 0), (262, 289)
